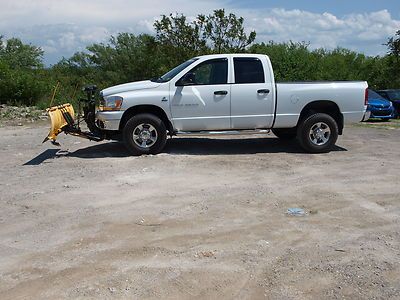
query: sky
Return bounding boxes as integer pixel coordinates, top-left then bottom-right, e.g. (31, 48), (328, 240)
(1, 0), (399, 65)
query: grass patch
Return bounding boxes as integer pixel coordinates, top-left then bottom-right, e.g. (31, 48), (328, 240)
(355, 118), (400, 130)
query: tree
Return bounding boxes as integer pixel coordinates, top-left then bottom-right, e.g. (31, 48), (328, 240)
(0, 36), (43, 69)
(249, 41), (393, 88)
(203, 9), (256, 53)
(0, 37), (48, 105)
(154, 9), (256, 63)
(53, 33), (166, 90)
(84, 33), (164, 84)
(0, 35), (4, 52)
(385, 30), (400, 60)
(154, 14), (207, 62)
(249, 41), (320, 81)
(57, 9), (257, 91)
(384, 30), (400, 87)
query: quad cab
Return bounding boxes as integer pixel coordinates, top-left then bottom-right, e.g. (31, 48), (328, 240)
(44, 54), (369, 154)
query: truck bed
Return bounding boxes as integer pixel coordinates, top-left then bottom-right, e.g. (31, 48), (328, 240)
(273, 81), (368, 128)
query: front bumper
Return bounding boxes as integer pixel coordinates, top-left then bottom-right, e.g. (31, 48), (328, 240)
(96, 111), (124, 131)
(368, 106), (395, 119)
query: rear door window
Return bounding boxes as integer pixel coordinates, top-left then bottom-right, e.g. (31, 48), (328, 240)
(234, 57), (265, 84)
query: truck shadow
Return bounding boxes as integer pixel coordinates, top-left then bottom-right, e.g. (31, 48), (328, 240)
(65, 142), (130, 158)
(166, 137), (347, 155)
(65, 137), (347, 158)
(24, 149), (61, 165)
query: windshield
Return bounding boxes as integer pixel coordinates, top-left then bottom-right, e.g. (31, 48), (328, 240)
(368, 89), (386, 100)
(151, 58), (198, 83)
(387, 90), (400, 100)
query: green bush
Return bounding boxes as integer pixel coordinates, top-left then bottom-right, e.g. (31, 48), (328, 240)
(0, 36), (51, 106)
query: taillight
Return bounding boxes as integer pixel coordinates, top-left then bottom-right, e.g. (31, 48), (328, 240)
(364, 88), (368, 105)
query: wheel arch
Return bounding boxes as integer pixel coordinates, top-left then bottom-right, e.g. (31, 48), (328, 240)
(297, 100), (343, 135)
(119, 105), (174, 133)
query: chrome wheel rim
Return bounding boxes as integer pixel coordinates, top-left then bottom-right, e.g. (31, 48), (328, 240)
(309, 122), (331, 146)
(133, 123), (158, 149)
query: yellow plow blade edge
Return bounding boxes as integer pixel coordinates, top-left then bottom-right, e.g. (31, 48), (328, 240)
(43, 103), (75, 144)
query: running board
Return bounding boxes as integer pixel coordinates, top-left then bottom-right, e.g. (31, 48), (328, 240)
(176, 129), (271, 136)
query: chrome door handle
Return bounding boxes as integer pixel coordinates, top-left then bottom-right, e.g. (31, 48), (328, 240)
(214, 90), (228, 95)
(257, 89), (270, 94)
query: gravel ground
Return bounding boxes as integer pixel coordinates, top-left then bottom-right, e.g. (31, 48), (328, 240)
(0, 123), (399, 299)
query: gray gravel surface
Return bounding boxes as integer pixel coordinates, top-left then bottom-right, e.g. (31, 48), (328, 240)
(0, 124), (399, 299)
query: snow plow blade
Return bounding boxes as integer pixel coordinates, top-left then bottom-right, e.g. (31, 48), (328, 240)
(42, 86), (107, 145)
(42, 103), (75, 145)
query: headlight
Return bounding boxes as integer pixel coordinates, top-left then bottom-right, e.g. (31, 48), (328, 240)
(101, 96), (123, 111)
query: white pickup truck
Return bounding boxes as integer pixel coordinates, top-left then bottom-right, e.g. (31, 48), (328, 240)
(95, 53), (368, 155)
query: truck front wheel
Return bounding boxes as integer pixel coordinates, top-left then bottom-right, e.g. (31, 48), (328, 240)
(123, 113), (167, 155)
(297, 113), (338, 153)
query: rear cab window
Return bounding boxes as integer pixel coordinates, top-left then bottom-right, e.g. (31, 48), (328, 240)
(233, 57), (265, 84)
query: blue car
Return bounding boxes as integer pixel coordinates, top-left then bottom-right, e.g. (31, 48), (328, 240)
(377, 89), (400, 117)
(367, 89), (395, 120)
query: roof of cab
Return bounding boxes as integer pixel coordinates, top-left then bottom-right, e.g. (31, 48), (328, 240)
(194, 53), (269, 60)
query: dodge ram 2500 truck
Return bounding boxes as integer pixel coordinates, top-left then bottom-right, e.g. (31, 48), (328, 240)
(46, 54), (368, 155)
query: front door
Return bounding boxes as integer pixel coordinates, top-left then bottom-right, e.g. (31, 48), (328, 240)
(170, 58), (231, 131)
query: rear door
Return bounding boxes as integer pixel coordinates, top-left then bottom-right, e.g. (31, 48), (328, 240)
(170, 58), (231, 131)
(230, 57), (275, 129)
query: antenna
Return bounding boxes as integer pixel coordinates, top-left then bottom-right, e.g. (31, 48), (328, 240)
(49, 81), (60, 107)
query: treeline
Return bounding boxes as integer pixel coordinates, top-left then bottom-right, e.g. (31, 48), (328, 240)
(0, 9), (399, 107)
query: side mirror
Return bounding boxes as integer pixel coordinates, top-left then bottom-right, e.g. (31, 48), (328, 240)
(176, 72), (195, 86)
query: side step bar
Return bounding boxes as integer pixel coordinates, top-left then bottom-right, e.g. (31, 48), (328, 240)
(176, 129), (271, 136)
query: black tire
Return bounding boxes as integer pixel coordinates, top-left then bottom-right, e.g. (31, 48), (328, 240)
(297, 113), (338, 153)
(272, 128), (297, 140)
(123, 113), (167, 156)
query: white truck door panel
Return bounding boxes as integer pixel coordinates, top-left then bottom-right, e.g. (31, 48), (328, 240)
(230, 57), (275, 129)
(170, 58), (231, 131)
(171, 85), (231, 131)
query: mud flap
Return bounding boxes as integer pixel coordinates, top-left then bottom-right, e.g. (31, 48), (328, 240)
(43, 103), (75, 145)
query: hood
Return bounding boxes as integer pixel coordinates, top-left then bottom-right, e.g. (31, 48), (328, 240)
(101, 80), (161, 97)
(368, 97), (391, 108)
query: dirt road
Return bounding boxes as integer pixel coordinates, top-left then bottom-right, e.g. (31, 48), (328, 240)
(0, 123), (399, 299)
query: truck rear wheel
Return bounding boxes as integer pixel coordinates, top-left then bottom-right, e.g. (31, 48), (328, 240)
(272, 128), (297, 140)
(123, 113), (167, 156)
(297, 113), (338, 153)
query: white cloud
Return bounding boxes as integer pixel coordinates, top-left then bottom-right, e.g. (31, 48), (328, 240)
(0, 1), (399, 65)
(0, 0), (228, 64)
(79, 27), (110, 43)
(59, 32), (76, 49)
(0, 0), (227, 28)
(243, 8), (400, 54)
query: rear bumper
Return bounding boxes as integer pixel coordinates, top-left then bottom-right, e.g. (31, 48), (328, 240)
(96, 111), (124, 131)
(362, 110), (371, 121)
